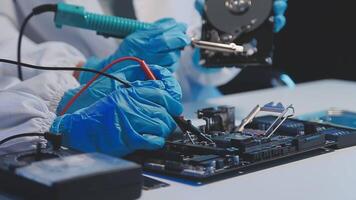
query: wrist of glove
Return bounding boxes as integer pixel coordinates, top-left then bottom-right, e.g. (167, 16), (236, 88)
(191, 48), (221, 74)
(78, 57), (102, 84)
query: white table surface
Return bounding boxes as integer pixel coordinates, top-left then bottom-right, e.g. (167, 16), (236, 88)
(141, 79), (356, 200)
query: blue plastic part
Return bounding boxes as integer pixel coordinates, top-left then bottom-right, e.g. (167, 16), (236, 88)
(55, 3), (152, 38)
(280, 74), (296, 89)
(298, 110), (356, 129)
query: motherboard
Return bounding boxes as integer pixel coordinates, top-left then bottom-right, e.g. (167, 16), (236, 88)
(130, 103), (356, 181)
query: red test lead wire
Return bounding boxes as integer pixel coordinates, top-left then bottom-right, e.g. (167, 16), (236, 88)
(59, 56), (154, 116)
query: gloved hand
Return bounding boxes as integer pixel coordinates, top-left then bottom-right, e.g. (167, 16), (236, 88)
(195, 0), (288, 33)
(57, 64), (181, 114)
(273, 0), (288, 33)
(79, 18), (190, 84)
(51, 65), (183, 157)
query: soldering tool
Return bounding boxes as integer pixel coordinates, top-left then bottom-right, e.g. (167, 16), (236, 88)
(17, 3), (244, 80)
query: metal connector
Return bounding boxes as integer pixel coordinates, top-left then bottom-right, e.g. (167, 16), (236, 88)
(237, 102), (295, 138)
(191, 39), (244, 54)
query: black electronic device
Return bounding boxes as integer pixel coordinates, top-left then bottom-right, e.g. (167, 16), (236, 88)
(129, 103), (356, 182)
(0, 145), (142, 200)
(200, 0), (275, 67)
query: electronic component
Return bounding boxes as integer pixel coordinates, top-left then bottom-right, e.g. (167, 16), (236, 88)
(142, 176), (169, 190)
(293, 134), (326, 151)
(197, 106), (235, 133)
(129, 103), (356, 182)
(199, 0), (275, 67)
(237, 102), (295, 138)
(0, 145), (142, 200)
(318, 128), (356, 148)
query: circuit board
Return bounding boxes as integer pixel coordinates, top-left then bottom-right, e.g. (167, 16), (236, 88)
(129, 104), (356, 182)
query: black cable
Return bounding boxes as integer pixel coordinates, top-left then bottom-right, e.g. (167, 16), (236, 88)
(17, 12), (35, 80)
(0, 132), (62, 150)
(0, 133), (44, 146)
(17, 4), (58, 81)
(0, 58), (131, 87)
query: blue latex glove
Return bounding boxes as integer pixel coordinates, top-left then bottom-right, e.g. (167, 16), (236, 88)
(58, 64), (181, 114)
(51, 66), (183, 157)
(195, 0), (288, 33)
(79, 18), (190, 84)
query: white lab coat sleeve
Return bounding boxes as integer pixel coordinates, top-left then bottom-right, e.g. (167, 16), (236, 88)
(0, 72), (79, 142)
(0, 13), (86, 80)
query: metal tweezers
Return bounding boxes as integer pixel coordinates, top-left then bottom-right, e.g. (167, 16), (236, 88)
(237, 102), (295, 138)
